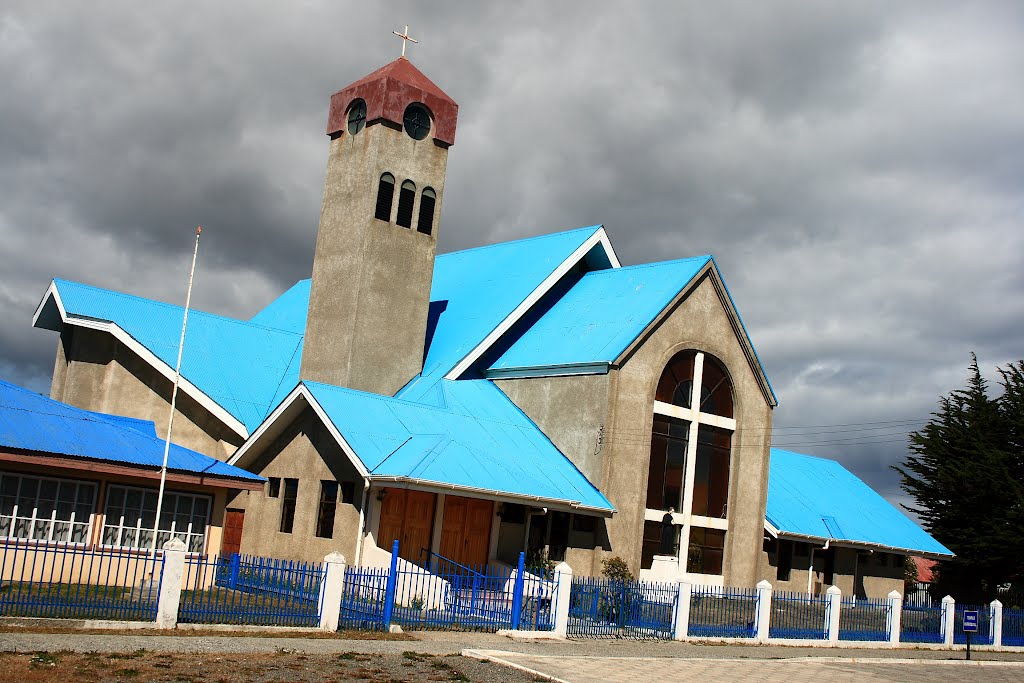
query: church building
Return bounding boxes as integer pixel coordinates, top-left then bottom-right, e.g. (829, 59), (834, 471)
(30, 54), (950, 596)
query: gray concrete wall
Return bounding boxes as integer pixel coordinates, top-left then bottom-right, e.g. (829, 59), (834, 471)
(494, 374), (610, 486)
(302, 121), (448, 397)
(600, 273), (774, 585)
(229, 407), (364, 563)
(51, 326), (243, 460)
(757, 544), (906, 599)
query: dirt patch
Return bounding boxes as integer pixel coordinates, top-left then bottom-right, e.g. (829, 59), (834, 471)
(0, 626), (412, 640)
(0, 649), (538, 682)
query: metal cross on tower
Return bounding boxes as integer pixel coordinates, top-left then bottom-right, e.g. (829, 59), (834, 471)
(393, 24), (418, 57)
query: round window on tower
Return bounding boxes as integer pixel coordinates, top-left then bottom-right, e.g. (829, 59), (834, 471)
(403, 103), (431, 140)
(347, 99), (367, 135)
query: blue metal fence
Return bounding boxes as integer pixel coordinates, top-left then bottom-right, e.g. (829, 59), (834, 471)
(0, 541), (162, 621)
(390, 552), (554, 631)
(339, 565), (390, 630)
(954, 604), (993, 645)
(838, 596), (890, 641)
(1004, 608), (1024, 647)
(336, 544), (553, 633)
(768, 590), (828, 640)
(688, 585), (757, 638)
(567, 576), (677, 639)
(177, 554), (323, 626)
(900, 603), (945, 643)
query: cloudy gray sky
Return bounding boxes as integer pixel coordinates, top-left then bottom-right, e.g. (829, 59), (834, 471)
(2, 1), (1022, 512)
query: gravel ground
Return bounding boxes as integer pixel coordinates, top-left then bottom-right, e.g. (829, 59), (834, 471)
(1, 627), (1023, 662)
(0, 648), (542, 683)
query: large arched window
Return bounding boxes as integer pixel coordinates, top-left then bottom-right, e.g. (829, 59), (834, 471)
(396, 180), (416, 228)
(642, 350), (735, 578)
(416, 187), (436, 235)
(374, 173), (395, 222)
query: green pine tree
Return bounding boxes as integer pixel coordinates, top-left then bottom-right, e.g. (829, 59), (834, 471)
(893, 354), (1024, 601)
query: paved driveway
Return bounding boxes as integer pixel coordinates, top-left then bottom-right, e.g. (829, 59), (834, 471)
(466, 650), (1024, 683)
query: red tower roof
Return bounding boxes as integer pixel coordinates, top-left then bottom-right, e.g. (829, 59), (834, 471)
(326, 57), (459, 146)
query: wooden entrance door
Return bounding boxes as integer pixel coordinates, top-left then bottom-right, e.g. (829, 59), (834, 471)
(221, 509), (244, 557)
(377, 488), (436, 564)
(439, 495), (493, 568)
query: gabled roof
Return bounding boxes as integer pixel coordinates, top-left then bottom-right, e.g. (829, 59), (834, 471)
(0, 378), (262, 485)
(485, 255), (778, 406)
(34, 279), (304, 437)
(231, 380), (613, 514)
(766, 448), (952, 558)
(488, 256), (712, 375)
(428, 225), (616, 380)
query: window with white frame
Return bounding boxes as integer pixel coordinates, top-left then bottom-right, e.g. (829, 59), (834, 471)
(101, 485), (210, 553)
(0, 472), (96, 544)
(642, 350), (735, 575)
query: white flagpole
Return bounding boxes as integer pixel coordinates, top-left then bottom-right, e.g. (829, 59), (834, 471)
(151, 226), (202, 554)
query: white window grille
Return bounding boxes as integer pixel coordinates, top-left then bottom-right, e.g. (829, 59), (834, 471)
(0, 471), (96, 544)
(101, 485), (210, 553)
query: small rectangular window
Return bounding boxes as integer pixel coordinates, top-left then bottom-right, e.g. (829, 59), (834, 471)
(267, 477), (280, 498)
(279, 479), (298, 534)
(339, 481), (356, 505)
(316, 481), (339, 539)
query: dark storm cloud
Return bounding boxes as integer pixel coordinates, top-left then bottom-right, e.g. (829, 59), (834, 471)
(2, 1), (1021, 508)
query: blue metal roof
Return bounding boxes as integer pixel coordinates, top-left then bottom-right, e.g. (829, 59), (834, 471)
(422, 225), (607, 379)
(767, 448), (951, 556)
(46, 279), (304, 434)
(304, 379), (613, 512)
(0, 378), (262, 483)
(489, 256), (712, 372)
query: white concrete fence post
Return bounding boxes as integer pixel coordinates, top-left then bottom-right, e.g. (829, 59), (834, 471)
(673, 580), (692, 641)
(990, 599), (1003, 648)
(552, 562), (573, 638)
(155, 537), (187, 629)
(318, 552), (347, 631)
(941, 595), (956, 647)
(886, 590), (902, 646)
(826, 585), (841, 643)
(755, 580), (773, 643)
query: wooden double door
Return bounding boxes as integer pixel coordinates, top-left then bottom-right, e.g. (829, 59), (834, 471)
(439, 495), (492, 568)
(377, 489), (493, 568)
(378, 488), (436, 564)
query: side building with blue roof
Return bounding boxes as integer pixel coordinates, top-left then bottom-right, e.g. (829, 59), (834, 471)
(26, 54), (948, 599)
(0, 377), (262, 562)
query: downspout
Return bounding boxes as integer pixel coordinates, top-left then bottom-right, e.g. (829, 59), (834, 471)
(354, 479), (371, 566)
(808, 539), (830, 596)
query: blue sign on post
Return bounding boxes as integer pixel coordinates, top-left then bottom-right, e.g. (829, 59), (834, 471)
(963, 610), (979, 633)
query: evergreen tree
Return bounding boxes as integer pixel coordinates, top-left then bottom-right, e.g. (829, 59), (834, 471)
(893, 354), (1024, 601)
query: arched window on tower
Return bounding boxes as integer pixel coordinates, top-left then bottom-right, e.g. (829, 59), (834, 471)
(374, 173), (395, 222)
(396, 180), (416, 228)
(417, 188), (436, 235)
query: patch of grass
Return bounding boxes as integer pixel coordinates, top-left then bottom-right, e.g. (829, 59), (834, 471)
(30, 651), (61, 666)
(113, 667), (141, 678)
(107, 648), (147, 660)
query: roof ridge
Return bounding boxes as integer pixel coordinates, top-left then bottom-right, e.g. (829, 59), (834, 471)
(583, 255), (712, 274)
(55, 279), (304, 338)
(304, 379), (540, 430)
(435, 225), (602, 260)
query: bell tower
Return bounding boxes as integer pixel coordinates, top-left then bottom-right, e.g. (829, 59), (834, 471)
(300, 56), (458, 395)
